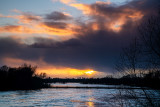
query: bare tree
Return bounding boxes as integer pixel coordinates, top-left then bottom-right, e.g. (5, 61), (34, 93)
(116, 38), (142, 77)
(113, 9), (160, 107)
(138, 11), (160, 67)
(116, 10), (160, 77)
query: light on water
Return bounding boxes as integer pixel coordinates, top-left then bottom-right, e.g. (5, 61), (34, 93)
(0, 83), (160, 107)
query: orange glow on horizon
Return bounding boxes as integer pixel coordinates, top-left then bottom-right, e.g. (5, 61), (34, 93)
(38, 68), (98, 78)
(3, 57), (107, 78)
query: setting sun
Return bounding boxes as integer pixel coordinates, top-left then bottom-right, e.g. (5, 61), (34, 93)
(37, 67), (100, 78)
(85, 70), (94, 75)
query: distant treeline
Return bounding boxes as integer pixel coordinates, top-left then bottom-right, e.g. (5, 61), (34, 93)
(0, 64), (160, 90)
(0, 64), (50, 91)
(44, 70), (160, 89)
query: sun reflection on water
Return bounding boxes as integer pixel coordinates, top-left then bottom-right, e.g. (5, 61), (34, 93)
(86, 98), (95, 107)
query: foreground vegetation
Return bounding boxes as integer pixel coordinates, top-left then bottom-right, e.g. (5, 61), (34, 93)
(0, 64), (50, 91)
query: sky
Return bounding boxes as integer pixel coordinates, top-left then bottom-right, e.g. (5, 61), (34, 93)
(0, 0), (160, 78)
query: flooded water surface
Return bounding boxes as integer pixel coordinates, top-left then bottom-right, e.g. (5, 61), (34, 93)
(0, 83), (160, 107)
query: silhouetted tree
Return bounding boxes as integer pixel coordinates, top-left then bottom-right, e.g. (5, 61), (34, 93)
(138, 10), (160, 88)
(38, 73), (47, 79)
(115, 38), (142, 77)
(139, 10), (160, 68)
(0, 64), (50, 91)
(114, 10), (160, 89)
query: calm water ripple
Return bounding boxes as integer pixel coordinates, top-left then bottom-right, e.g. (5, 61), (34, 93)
(0, 83), (160, 107)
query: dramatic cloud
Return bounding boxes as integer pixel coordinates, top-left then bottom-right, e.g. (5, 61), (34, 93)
(70, 0), (159, 32)
(0, 11), (76, 39)
(0, 0), (160, 77)
(0, 37), (107, 77)
(0, 29), (133, 73)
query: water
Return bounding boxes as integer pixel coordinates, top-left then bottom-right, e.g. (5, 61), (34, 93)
(0, 83), (160, 107)
(51, 83), (132, 88)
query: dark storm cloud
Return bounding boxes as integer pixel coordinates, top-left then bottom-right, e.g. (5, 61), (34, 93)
(0, 0), (160, 72)
(83, 0), (160, 27)
(0, 29), (133, 72)
(30, 0), (160, 72)
(0, 38), (21, 57)
(0, 38), (44, 62)
(45, 11), (72, 21)
(89, 0), (160, 15)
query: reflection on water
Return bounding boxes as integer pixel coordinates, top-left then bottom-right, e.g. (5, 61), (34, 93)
(51, 83), (134, 88)
(0, 83), (160, 107)
(87, 98), (94, 107)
